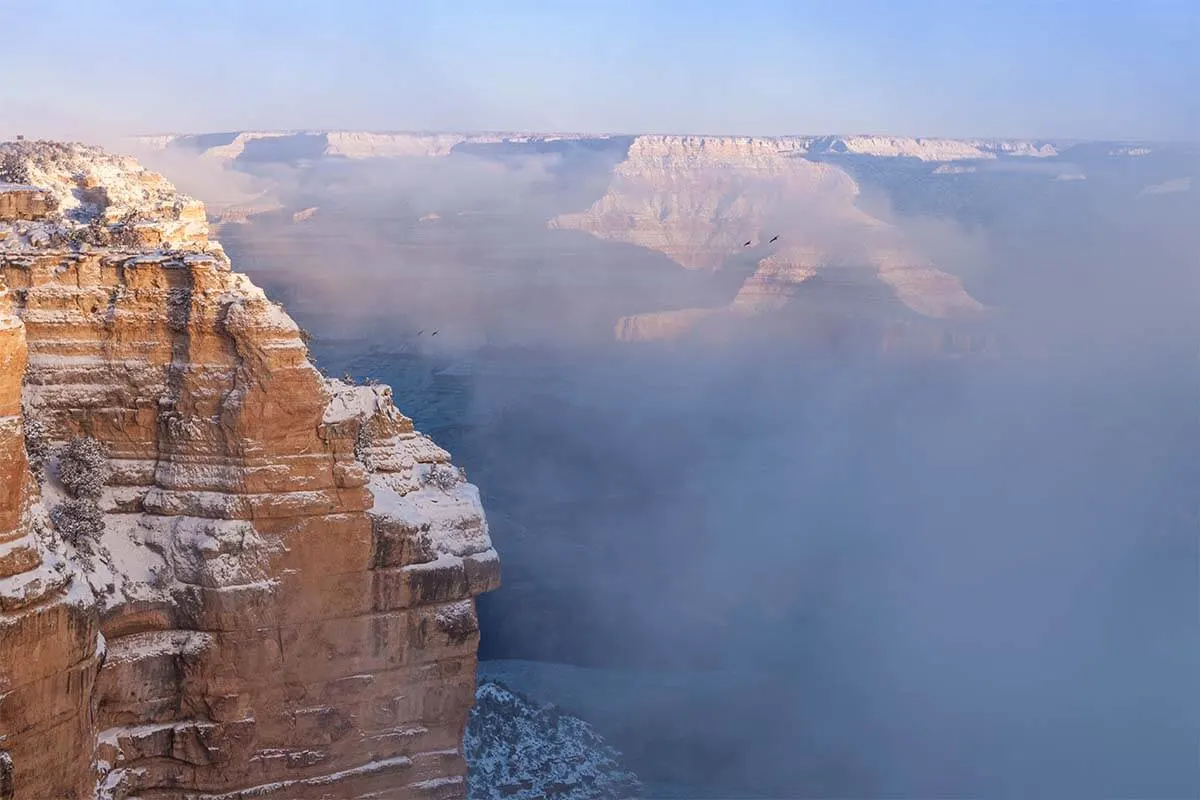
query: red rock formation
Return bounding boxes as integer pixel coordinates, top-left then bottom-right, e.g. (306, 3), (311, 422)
(0, 141), (498, 799)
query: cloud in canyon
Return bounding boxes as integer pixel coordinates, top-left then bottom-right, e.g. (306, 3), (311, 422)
(142, 138), (1200, 797)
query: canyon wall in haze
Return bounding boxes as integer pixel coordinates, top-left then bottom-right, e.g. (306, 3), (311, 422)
(550, 134), (985, 344)
(0, 141), (498, 800)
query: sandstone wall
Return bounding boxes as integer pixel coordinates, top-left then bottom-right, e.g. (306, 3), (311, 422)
(0, 141), (498, 800)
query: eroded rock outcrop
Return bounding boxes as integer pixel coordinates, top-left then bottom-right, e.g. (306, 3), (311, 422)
(0, 140), (498, 800)
(550, 135), (983, 345)
(550, 135), (838, 271)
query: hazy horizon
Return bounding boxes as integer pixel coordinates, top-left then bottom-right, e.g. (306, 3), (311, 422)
(127, 128), (1196, 144)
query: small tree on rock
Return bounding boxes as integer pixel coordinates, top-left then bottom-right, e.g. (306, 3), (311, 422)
(52, 436), (110, 558)
(50, 498), (104, 553)
(58, 436), (109, 499)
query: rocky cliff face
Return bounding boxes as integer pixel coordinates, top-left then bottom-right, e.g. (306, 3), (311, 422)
(550, 135), (983, 343)
(0, 141), (498, 800)
(551, 135), (843, 271)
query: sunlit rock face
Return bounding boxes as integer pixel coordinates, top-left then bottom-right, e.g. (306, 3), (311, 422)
(550, 135), (841, 271)
(0, 140), (498, 800)
(551, 135), (983, 346)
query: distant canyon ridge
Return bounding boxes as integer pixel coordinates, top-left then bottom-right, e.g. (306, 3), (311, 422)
(135, 129), (1182, 356)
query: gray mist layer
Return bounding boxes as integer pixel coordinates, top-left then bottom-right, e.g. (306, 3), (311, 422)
(139, 138), (1200, 798)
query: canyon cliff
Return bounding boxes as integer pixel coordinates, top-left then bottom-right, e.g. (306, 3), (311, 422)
(551, 135), (984, 344)
(0, 141), (499, 799)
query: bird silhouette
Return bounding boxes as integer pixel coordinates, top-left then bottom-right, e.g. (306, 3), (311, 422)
(431, 331), (439, 336)
(743, 240), (752, 247)
(769, 235), (779, 243)
(416, 329), (424, 335)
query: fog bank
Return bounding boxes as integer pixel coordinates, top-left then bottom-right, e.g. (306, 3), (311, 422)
(161, 142), (1200, 798)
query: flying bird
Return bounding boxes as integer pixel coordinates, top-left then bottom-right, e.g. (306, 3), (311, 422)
(431, 331), (439, 336)
(416, 330), (424, 335)
(769, 235), (779, 243)
(743, 240), (752, 247)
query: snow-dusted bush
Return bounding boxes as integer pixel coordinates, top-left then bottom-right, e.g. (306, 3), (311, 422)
(57, 436), (109, 499)
(424, 462), (465, 492)
(50, 498), (104, 552)
(0, 150), (30, 185)
(22, 418), (49, 482)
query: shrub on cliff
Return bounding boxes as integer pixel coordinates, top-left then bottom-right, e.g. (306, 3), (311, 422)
(50, 498), (104, 553)
(51, 437), (111, 556)
(0, 150), (30, 185)
(22, 418), (49, 483)
(57, 436), (109, 499)
(424, 462), (466, 492)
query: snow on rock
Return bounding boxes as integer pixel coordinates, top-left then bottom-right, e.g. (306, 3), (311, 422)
(0, 140), (499, 799)
(464, 680), (643, 800)
(322, 379), (405, 425)
(325, 132), (471, 158)
(0, 139), (213, 253)
(368, 474), (493, 558)
(1110, 145), (1153, 157)
(809, 135), (1058, 161)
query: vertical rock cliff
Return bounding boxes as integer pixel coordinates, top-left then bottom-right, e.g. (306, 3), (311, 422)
(0, 141), (498, 799)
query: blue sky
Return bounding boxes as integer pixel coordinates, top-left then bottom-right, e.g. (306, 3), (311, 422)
(2, 0), (1196, 140)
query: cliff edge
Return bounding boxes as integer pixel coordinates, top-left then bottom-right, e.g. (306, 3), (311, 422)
(0, 141), (499, 800)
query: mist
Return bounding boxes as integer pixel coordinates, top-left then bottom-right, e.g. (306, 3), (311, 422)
(149, 141), (1200, 798)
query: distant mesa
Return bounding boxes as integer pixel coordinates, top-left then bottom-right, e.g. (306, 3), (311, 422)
(1109, 145), (1153, 157)
(807, 134), (1059, 161)
(550, 134), (984, 345)
(129, 130), (619, 165)
(128, 129), (1069, 168)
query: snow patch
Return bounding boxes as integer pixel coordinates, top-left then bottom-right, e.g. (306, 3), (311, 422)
(367, 475), (492, 558)
(322, 379), (398, 425)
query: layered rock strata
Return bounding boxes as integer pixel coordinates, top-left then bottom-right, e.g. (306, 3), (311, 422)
(0, 141), (498, 799)
(550, 135), (983, 343)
